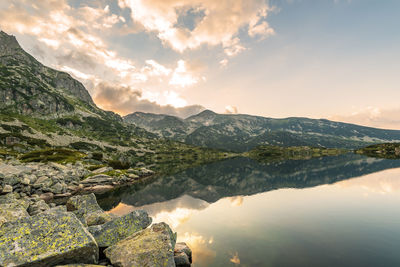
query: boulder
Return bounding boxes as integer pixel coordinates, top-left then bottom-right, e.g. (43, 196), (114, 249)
(174, 252), (191, 267)
(104, 222), (176, 267)
(0, 212), (99, 267)
(66, 193), (114, 226)
(174, 242), (193, 266)
(88, 210), (151, 248)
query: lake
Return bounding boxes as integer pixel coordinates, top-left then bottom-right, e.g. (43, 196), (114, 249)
(98, 154), (400, 267)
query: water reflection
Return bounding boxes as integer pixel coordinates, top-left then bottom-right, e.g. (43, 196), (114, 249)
(98, 155), (400, 266)
(98, 154), (400, 211)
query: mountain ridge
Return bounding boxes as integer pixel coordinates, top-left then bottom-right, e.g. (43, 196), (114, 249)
(124, 110), (400, 152)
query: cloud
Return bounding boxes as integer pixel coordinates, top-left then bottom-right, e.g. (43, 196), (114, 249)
(225, 105), (238, 114)
(329, 106), (400, 130)
(169, 60), (200, 87)
(93, 82), (205, 117)
(0, 1), (206, 112)
(119, 0), (274, 56)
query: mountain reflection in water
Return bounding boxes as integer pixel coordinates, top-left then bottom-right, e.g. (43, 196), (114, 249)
(98, 154), (400, 266)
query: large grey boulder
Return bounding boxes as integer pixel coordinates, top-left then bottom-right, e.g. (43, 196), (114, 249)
(104, 222), (176, 267)
(88, 210), (151, 248)
(66, 193), (114, 226)
(0, 212), (99, 267)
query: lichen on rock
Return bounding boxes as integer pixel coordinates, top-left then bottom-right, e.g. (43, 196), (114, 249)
(66, 193), (114, 226)
(88, 209), (151, 248)
(104, 222), (176, 267)
(0, 211), (99, 267)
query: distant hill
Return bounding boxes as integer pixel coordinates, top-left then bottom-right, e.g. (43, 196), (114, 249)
(124, 110), (400, 152)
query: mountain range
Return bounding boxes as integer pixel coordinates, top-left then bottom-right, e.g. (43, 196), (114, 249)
(124, 110), (400, 152)
(1, 30), (400, 159)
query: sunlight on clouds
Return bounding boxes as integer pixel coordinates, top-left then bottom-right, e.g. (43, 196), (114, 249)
(164, 91), (188, 108)
(119, 0), (274, 56)
(229, 196), (243, 207)
(336, 168), (400, 195)
(230, 252), (241, 265)
(225, 105), (238, 114)
(169, 60), (199, 87)
(179, 232), (216, 265)
(330, 106), (400, 130)
(59, 66), (96, 81)
(38, 38), (60, 49)
(152, 208), (196, 229)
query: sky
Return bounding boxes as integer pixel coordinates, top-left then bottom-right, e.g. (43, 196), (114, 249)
(0, 0), (399, 128)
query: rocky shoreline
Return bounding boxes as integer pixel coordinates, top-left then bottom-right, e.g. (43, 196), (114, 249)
(0, 160), (192, 267)
(0, 159), (155, 202)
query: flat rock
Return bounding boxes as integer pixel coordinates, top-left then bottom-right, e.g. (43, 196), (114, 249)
(0, 212), (98, 267)
(88, 210), (151, 248)
(104, 222), (176, 267)
(81, 175), (114, 185)
(83, 185), (114, 193)
(91, 166), (112, 174)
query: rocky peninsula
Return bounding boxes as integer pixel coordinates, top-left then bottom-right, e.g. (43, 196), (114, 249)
(0, 158), (192, 267)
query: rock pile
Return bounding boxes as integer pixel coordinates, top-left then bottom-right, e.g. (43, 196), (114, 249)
(0, 160), (154, 201)
(0, 193), (192, 267)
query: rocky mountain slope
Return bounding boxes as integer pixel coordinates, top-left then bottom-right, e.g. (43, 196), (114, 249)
(0, 31), (228, 170)
(124, 110), (400, 152)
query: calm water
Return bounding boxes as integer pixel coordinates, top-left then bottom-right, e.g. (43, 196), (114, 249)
(98, 154), (400, 267)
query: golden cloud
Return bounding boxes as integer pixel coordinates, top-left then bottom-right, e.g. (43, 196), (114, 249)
(119, 0), (275, 56)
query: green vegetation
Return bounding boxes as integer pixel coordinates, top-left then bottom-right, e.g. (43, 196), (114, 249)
(356, 143), (400, 159)
(19, 148), (86, 163)
(246, 145), (348, 162)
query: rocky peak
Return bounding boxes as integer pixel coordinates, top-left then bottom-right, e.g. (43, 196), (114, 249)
(0, 31), (21, 56)
(0, 30), (96, 111)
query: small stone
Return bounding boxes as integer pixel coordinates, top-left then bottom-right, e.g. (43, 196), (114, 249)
(21, 177), (30, 185)
(2, 184), (12, 193)
(28, 199), (50, 215)
(39, 192), (54, 201)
